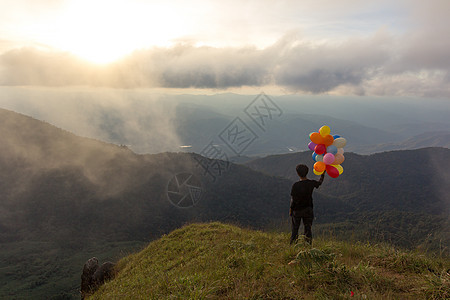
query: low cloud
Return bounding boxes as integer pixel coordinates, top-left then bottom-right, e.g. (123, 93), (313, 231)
(0, 25), (449, 97)
(272, 31), (392, 93)
(0, 48), (94, 86)
(0, 87), (183, 154)
(117, 45), (272, 88)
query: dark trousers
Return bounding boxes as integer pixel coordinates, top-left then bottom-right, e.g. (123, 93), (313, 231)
(290, 207), (314, 245)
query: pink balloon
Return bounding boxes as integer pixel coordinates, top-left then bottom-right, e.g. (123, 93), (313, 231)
(323, 153), (335, 165)
(308, 142), (317, 151)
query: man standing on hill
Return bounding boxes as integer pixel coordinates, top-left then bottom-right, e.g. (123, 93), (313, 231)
(289, 164), (325, 245)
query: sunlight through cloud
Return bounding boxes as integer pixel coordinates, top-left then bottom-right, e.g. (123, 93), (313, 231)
(45, 0), (191, 63)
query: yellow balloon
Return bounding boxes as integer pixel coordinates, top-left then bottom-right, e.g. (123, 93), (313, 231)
(313, 169), (324, 175)
(319, 125), (331, 137)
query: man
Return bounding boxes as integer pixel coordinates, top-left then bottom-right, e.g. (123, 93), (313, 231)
(290, 164), (325, 245)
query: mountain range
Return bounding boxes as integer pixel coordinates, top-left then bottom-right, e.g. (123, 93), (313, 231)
(0, 107), (448, 299)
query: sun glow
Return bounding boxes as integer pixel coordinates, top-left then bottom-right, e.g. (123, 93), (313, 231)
(45, 0), (189, 64)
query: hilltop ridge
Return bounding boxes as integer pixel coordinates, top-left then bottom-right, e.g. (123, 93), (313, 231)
(90, 222), (449, 299)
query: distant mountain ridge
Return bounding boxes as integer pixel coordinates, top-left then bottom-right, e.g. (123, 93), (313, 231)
(176, 110), (401, 155)
(350, 131), (450, 154)
(1, 107), (448, 247)
(1, 90), (449, 156)
(246, 148), (449, 214)
(0, 107), (293, 243)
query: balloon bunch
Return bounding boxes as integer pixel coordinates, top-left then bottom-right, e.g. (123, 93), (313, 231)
(308, 125), (347, 178)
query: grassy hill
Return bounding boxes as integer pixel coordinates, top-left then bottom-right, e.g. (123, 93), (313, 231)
(90, 222), (449, 299)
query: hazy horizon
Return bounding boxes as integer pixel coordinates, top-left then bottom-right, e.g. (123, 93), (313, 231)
(0, 0), (449, 155)
(0, 87), (448, 156)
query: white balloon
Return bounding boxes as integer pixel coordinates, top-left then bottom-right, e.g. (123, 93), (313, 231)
(333, 137), (347, 148)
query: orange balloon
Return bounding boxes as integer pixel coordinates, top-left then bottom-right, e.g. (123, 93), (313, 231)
(310, 132), (324, 145)
(333, 154), (345, 165)
(314, 161), (326, 172)
(323, 134), (334, 147)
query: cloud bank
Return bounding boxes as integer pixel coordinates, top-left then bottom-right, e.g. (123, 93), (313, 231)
(1, 0), (449, 97)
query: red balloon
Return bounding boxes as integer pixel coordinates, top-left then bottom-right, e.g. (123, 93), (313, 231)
(314, 144), (326, 155)
(326, 165), (339, 178)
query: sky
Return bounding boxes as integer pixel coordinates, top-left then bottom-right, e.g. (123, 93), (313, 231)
(0, 0), (449, 97)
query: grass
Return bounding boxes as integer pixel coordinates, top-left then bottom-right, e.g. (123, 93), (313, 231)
(89, 222), (450, 299)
